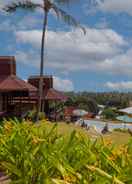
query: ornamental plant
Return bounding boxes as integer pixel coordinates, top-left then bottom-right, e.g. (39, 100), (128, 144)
(0, 119), (131, 183)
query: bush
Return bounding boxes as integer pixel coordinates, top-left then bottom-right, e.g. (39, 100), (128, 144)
(26, 110), (45, 121)
(0, 120), (132, 183)
(102, 108), (117, 120)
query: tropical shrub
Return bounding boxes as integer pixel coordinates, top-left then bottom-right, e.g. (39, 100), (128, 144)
(101, 108), (117, 120)
(0, 120), (131, 183)
(25, 110), (45, 121)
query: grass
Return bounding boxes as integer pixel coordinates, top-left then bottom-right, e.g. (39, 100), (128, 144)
(41, 121), (131, 145)
(104, 131), (131, 145)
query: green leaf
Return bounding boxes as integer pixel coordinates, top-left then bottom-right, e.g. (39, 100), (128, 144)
(1, 162), (21, 177)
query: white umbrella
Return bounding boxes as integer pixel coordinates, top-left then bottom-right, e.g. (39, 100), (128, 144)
(73, 109), (88, 117)
(119, 107), (132, 114)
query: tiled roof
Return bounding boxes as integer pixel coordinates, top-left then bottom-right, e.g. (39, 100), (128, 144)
(45, 88), (68, 101)
(0, 75), (37, 92)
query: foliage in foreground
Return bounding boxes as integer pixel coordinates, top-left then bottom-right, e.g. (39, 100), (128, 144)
(0, 120), (132, 183)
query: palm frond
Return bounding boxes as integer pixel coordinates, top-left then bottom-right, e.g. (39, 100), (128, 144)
(54, 0), (79, 5)
(52, 4), (86, 34)
(3, 0), (41, 13)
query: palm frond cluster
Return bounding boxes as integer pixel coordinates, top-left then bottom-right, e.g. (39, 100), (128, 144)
(3, 0), (40, 12)
(52, 4), (86, 34)
(3, 0), (85, 33)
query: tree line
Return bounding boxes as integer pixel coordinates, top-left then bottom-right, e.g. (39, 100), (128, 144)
(64, 91), (131, 114)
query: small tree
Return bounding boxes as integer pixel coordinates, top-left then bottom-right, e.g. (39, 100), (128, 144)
(102, 108), (117, 120)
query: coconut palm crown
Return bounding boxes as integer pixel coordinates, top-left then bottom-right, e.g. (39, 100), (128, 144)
(4, 0), (85, 32)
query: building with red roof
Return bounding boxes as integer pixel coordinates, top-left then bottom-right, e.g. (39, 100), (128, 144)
(28, 75), (68, 119)
(0, 56), (68, 118)
(0, 75), (37, 92)
(0, 56), (38, 116)
(45, 88), (68, 101)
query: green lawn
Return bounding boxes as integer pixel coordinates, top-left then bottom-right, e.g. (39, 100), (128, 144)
(42, 121), (131, 145)
(104, 131), (131, 145)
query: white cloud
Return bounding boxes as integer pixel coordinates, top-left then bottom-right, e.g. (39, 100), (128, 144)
(96, 48), (132, 76)
(9, 14), (41, 29)
(16, 28), (126, 48)
(0, 16), (42, 32)
(106, 81), (132, 91)
(16, 50), (39, 66)
(93, 0), (132, 15)
(16, 30), (42, 47)
(15, 28), (127, 73)
(53, 76), (74, 91)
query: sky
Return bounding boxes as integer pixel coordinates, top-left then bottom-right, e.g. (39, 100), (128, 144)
(1, 0), (132, 92)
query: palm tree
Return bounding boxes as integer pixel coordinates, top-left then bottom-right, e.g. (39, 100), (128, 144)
(3, 0), (85, 120)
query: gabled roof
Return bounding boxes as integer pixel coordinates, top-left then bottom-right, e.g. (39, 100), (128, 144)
(45, 88), (68, 101)
(0, 75), (37, 92)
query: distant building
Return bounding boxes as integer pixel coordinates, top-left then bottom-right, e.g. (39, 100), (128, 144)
(64, 107), (95, 122)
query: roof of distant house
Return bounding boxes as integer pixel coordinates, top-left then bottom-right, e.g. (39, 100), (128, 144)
(45, 88), (68, 101)
(0, 75), (37, 92)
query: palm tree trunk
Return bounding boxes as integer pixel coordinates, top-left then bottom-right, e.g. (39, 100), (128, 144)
(37, 9), (48, 120)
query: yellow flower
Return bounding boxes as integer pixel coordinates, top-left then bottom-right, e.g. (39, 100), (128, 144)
(64, 175), (76, 183)
(32, 137), (39, 144)
(108, 155), (117, 161)
(104, 139), (113, 146)
(4, 122), (13, 133)
(32, 136), (45, 144)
